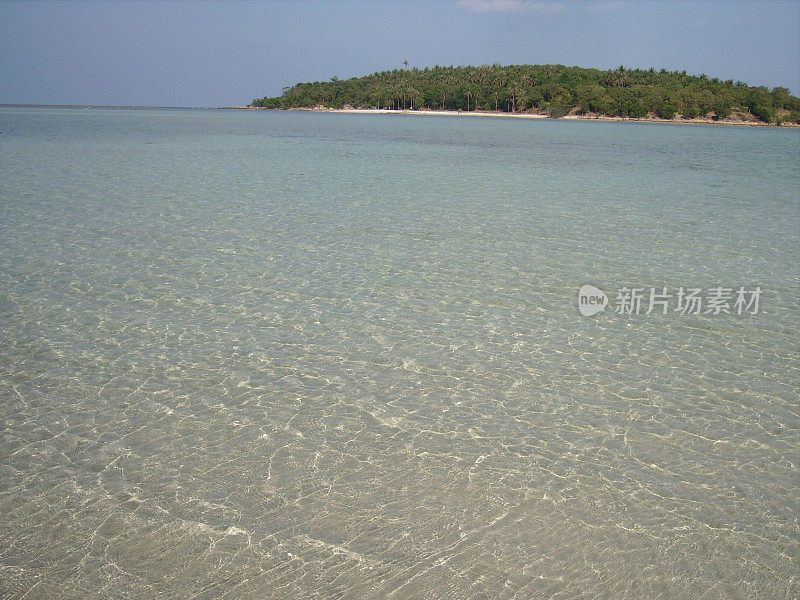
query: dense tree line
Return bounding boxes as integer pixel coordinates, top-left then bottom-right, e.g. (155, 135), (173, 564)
(251, 64), (800, 124)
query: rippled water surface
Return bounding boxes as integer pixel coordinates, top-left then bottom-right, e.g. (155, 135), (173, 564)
(1, 108), (798, 599)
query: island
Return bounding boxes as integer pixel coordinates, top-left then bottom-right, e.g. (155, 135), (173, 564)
(248, 64), (800, 126)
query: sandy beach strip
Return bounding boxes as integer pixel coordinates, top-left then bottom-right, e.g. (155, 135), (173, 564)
(226, 106), (799, 127)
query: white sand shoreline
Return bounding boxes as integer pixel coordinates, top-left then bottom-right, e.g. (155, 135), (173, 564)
(321, 108), (551, 119)
(226, 106), (799, 128)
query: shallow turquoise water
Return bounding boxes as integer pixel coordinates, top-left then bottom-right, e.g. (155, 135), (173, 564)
(0, 108), (798, 599)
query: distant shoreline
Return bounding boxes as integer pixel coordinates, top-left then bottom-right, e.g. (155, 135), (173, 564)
(0, 104), (200, 110)
(224, 106), (800, 128)
(3, 104), (797, 128)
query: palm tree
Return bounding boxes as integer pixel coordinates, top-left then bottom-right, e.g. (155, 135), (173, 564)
(508, 81), (521, 112)
(440, 74), (454, 110)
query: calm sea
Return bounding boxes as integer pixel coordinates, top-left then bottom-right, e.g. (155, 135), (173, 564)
(1, 108), (798, 599)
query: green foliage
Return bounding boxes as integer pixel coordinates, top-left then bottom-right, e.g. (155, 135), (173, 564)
(545, 104), (568, 118)
(682, 104), (700, 119)
(752, 104), (775, 123)
(771, 87), (791, 109)
(657, 103), (676, 119)
(250, 64), (798, 124)
(713, 103), (732, 120)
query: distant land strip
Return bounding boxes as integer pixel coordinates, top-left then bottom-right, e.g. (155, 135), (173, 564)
(0, 104), (202, 110)
(250, 64), (800, 127)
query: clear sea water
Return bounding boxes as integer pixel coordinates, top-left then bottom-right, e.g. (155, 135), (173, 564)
(0, 107), (798, 599)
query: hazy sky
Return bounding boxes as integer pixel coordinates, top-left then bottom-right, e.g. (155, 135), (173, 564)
(1, 0), (798, 107)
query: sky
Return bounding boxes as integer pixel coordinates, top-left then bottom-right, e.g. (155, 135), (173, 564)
(0, 0), (798, 107)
